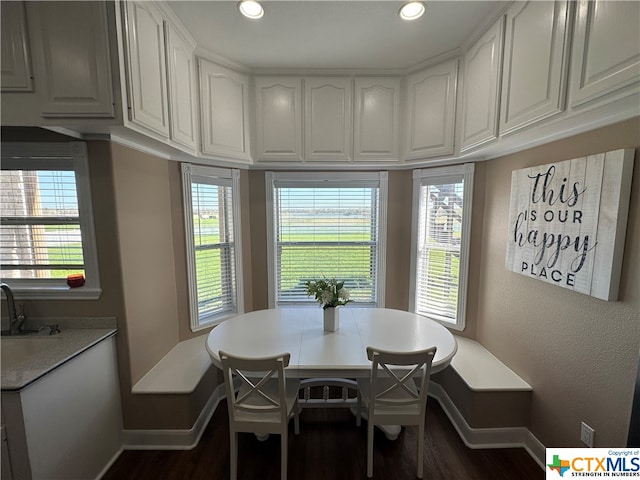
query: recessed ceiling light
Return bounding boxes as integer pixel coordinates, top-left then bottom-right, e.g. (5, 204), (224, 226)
(238, 0), (264, 20)
(399, 2), (426, 21)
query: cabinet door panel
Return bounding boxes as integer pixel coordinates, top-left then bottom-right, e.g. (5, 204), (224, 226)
(166, 22), (197, 151)
(305, 78), (352, 161)
(30, 1), (114, 117)
(354, 78), (400, 162)
(460, 16), (504, 152)
(124, 1), (169, 137)
(199, 59), (250, 160)
(1, 1), (33, 92)
(255, 77), (302, 161)
(405, 60), (457, 160)
(500, 1), (570, 135)
(570, 0), (640, 108)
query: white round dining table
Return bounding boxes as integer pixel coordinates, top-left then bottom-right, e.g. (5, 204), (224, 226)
(206, 307), (457, 377)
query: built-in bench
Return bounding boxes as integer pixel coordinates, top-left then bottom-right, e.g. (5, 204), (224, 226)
(125, 333), (541, 464)
(132, 335), (213, 394)
(124, 336), (224, 450)
(431, 336), (532, 429)
(131, 334), (533, 420)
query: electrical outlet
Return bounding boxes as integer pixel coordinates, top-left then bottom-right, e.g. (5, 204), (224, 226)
(581, 421), (595, 447)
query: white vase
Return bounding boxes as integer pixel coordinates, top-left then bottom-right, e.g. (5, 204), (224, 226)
(323, 306), (339, 332)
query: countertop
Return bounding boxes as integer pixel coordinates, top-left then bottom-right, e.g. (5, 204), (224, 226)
(1, 318), (117, 391)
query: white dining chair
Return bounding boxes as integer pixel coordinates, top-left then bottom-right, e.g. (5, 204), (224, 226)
(357, 346), (437, 479)
(219, 350), (300, 480)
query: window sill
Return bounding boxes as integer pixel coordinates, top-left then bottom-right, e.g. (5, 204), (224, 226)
(191, 310), (240, 332)
(4, 286), (103, 301)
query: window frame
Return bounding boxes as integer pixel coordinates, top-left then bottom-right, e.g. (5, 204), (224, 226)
(181, 163), (244, 331)
(0, 142), (101, 300)
(409, 164), (474, 331)
(265, 171), (387, 309)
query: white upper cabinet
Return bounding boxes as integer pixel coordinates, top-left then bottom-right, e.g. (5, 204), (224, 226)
(460, 16), (505, 152)
(500, 1), (571, 135)
(1, 2), (33, 92)
(198, 58), (250, 161)
(354, 78), (401, 162)
(165, 21), (197, 152)
(29, 1), (115, 117)
(121, 1), (200, 152)
(304, 78), (352, 161)
(569, 0), (640, 109)
(122, 1), (169, 137)
(255, 77), (303, 162)
(2, 1), (637, 166)
(405, 60), (458, 160)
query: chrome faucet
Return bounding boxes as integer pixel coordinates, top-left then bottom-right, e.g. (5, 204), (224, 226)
(1, 283), (25, 335)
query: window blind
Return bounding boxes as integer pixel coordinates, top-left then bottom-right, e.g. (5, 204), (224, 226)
(273, 183), (380, 305)
(190, 178), (237, 319)
(1, 167), (85, 279)
(182, 164), (242, 330)
(415, 177), (465, 323)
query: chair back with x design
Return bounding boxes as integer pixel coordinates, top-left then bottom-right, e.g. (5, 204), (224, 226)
(367, 346), (436, 416)
(220, 350), (300, 480)
(359, 346), (437, 479)
(220, 351), (292, 429)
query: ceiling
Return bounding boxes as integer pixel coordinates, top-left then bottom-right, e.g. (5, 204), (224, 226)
(167, 1), (507, 71)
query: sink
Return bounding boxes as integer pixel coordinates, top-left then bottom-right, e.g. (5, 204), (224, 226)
(1, 336), (62, 364)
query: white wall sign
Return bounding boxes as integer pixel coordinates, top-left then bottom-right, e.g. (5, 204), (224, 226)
(505, 149), (635, 301)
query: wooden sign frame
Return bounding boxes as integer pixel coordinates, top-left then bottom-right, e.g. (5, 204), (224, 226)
(505, 148), (635, 301)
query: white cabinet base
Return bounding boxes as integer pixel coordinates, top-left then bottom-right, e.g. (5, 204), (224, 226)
(1, 337), (122, 480)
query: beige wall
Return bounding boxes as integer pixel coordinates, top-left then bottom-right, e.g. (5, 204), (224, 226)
(248, 170), (269, 310)
(385, 170), (413, 310)
(110, 143), (181, 384)
(238, 168), (255, 312)
(474, 117), (640, 447)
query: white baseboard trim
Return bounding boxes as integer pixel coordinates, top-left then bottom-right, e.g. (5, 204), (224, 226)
(95, 446), (124, 480)
(429, 382), (546, 470)
(121, 383), (226, 450)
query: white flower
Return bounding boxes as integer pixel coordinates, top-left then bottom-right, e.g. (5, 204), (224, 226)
(305, 278), (352, 308)
(321, 290), (334, 305)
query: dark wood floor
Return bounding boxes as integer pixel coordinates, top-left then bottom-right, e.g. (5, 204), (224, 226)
(103, 398), (543, 479)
